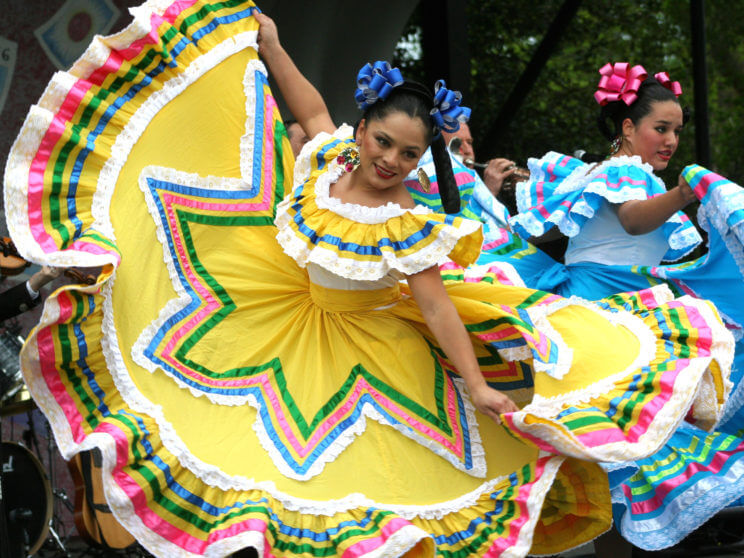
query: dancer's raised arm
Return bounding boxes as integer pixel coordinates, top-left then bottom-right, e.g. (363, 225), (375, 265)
(255, 13), (335, 138)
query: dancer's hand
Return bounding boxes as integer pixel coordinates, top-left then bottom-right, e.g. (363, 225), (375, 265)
(253, 11), (335, 138)
(676, 174), (698, 205)
(469, 384), (519, 424)
(255, 13), (281, 56)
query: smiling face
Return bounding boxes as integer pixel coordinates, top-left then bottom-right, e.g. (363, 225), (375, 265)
(620, 100), (684, 171)
(355, 112), (428, 189)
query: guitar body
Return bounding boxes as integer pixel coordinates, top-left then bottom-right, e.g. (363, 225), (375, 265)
(0, 236), (31, 276)
(68, 450), (136, 549)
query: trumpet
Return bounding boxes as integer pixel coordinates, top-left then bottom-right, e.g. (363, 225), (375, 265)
(447, 138), (529, 187)
(447, 137), (486, 169)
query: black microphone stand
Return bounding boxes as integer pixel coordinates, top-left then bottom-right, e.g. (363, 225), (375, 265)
(1, 413), (17, 558)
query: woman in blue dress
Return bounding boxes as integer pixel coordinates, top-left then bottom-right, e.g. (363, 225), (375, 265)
(499, 62), (744, 553)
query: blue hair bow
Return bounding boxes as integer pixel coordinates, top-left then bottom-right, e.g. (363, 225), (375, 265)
(430, 80), (471, 133)
(354, 61), (404, 110)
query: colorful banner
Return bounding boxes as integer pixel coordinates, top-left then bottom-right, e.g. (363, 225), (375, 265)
(34, 0), (119, 70)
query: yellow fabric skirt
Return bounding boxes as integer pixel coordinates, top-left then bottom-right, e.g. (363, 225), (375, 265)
(7, 2), (732, 555)
(21, 218), (730, 556)
(109, 228), (617, 556)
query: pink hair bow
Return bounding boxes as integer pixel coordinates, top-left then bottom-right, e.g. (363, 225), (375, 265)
(654, 71), (683, 97)
(594, 62), (648, 106)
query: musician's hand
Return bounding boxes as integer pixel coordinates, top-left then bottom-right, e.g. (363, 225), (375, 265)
(483, 158), (518, 197)
(469, 384), (519, 424)
(28, 265), (63, 291)
(255, 13), (281, 57)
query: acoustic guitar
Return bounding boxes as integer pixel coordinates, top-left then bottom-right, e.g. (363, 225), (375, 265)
(68, 449), (136, 549)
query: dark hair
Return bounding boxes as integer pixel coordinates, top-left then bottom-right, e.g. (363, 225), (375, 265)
(597, 76), (690, 141)
(360, 82), (435, 144)
(359, 82), (461, 213)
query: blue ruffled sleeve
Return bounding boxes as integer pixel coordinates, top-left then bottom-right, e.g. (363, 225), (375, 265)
(683, 164), (744, 274)
(509, 152), (702, 262)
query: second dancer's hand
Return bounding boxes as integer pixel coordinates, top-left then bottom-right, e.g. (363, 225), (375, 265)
(469, 383), (519, 424)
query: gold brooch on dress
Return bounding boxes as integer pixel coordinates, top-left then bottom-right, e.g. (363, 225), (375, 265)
(417, 168), (431, 193)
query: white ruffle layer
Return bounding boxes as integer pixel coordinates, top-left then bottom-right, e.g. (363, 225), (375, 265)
(511, 285), (734, 462)
(512, 153), (702, 262)
(275, 126), (483, 281)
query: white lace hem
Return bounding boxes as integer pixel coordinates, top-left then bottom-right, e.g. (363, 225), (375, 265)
(614, 452), (744, 550)
(4, 23), (259, 274)
(511, 285), (734, 462)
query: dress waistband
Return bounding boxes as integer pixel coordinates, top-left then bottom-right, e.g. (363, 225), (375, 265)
(309, 282), (401, 312)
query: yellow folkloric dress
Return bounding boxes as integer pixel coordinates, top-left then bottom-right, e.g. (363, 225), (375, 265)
(5, 2), (734, 557)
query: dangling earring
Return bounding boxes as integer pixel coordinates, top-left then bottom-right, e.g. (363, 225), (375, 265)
(336, 146), (359, 173)
(609, 135), (622, 155)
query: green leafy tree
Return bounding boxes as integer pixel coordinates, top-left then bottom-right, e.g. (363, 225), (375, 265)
(395, 1), (744, 184)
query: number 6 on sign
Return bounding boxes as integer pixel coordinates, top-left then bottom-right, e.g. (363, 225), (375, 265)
(0, 36), (16, 117)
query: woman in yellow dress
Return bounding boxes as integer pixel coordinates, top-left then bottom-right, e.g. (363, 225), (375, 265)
(5, 3), (734, 556)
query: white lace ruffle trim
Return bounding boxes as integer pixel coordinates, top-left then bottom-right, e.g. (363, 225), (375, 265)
(697, 180), (744, 277)
(275, 147), (483, 281)
(3, 24), (258, 272)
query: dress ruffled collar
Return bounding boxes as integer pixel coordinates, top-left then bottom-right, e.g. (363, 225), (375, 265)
(276, 126), (483, 280)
